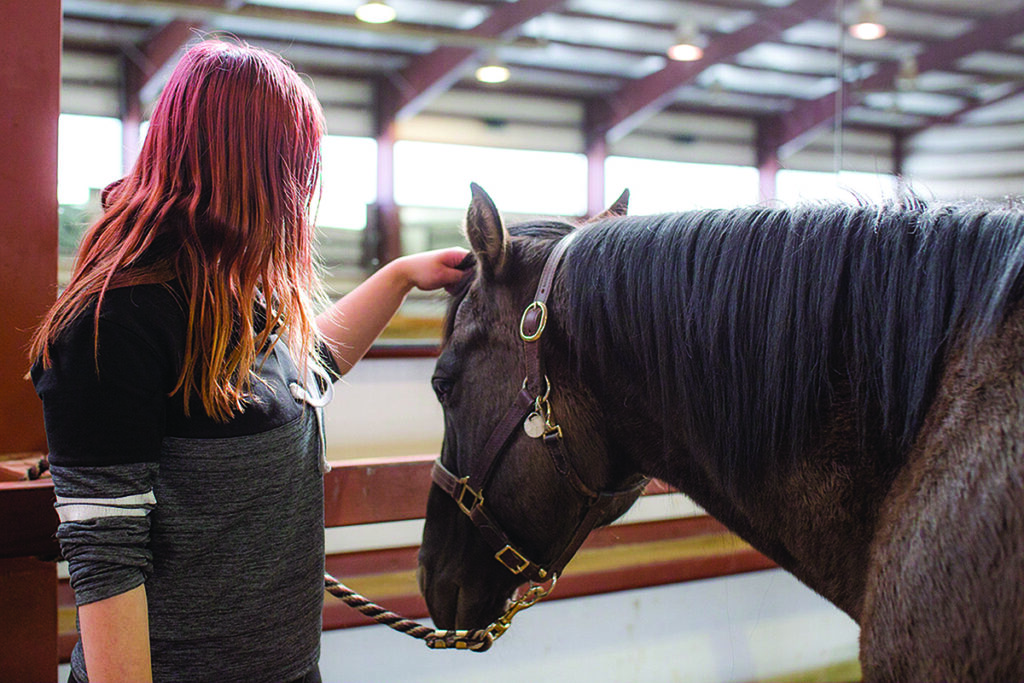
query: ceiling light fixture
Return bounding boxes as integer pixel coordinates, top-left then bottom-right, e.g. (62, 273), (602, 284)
(355, 1), (397, 24)
(667, 21), (705, 62)
(896, 54), (918, 91)
(849, 0), (886, 40)
(475, 55), (510, 84)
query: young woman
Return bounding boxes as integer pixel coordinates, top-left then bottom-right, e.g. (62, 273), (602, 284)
(29, 40), (467, 683)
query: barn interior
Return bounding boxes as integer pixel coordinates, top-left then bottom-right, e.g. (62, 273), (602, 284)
(2, 1), (1023, 681)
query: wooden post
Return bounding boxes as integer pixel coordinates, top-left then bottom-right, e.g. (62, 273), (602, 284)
(0, 558), (58, 683)
(0, 0), (59, 456)
(0, 0), (61, 680)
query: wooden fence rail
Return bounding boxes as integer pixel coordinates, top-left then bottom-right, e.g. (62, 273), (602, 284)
(0, 454), (773, 672)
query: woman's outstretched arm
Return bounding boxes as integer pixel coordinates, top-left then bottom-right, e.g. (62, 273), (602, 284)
(316, 247), (468, 375)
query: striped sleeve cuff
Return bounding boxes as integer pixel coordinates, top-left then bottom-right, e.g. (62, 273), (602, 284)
(55, 491), (157, 523)
(51, 462), (158, 605)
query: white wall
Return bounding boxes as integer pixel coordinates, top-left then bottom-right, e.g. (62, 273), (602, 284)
(325, 357), (443, 460)
(904, 93), (1024, 202)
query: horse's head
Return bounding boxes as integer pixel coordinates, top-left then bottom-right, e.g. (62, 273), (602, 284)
(417, 184), (643, 631)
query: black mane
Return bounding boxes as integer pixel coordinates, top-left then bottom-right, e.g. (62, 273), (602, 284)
(564, 202), (1024, 492)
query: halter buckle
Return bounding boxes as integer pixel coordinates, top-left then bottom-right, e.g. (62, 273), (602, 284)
(455, 477), (483, 516)
(519, 301), (548, 342)
(494, 545), (531, 574)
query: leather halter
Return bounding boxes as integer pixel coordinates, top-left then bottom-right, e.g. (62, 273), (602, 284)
(431, 229), (648, 584)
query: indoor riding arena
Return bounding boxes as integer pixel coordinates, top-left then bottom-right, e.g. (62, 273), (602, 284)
(3, 1), (1024, 682)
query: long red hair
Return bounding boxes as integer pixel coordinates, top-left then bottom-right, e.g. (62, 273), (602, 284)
(31, 40), (327, 421)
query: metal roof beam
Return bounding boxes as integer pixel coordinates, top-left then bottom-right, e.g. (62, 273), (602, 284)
(589, 0), (833, 143)
(926, 82), (1024, 130)
(127, 18), (199, 104)
(118, 2), (261, 104)
(377, 0), (565, 128)
(775, 7), (1024, 157)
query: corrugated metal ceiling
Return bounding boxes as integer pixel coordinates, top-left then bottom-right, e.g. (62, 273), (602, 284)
(58, 0), (1024, 179)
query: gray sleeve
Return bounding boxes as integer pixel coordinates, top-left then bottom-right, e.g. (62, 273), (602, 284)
(51, 462), (159, 606)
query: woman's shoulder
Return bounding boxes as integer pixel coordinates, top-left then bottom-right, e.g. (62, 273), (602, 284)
(91, 281), (187, 347)
(98, 281), (186, 324)
(33, 282), (188, 468)
(38, 282), (187, 381)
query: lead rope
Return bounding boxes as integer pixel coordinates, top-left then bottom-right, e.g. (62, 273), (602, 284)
(323, 572), (556, 652)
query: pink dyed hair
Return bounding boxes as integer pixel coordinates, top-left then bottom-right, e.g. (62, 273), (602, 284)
(31, 40), (328, 420)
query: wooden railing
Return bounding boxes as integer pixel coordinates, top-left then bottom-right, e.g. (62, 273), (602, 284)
(0, 454), (774, 672)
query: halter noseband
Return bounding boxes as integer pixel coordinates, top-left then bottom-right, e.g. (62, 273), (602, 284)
(431, 229), (648, 584)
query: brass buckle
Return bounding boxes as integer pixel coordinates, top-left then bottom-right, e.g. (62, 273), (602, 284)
(519, 301), (548, 342)
(455, 477), (483, 516)
(494, 545), (530, 574)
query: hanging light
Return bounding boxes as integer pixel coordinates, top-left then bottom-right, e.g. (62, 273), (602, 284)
(475, 54), (510, 84)
(355, 1), (396, 24)
(667, 21), (705, 62)
(896, 55), (918, 91)
(849, 0), (886, 40)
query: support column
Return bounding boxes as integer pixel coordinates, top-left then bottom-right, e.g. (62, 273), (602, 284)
(893, 129), (908, 195)
(758, 154), (780, 204)
(586, 136), (608, 218)
(373, 80), (402, 265)
(0, 0), (59, 455)
(756, 116), (781, 204)
(585, 99), (609, 217)
(122, 54), (143, 173)
(122, 18), (199, 172)
(120, 19), (198, 172)
(0, 0), (61, 680)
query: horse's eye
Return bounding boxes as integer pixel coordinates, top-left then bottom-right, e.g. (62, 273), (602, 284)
(431, 376), (453, 404)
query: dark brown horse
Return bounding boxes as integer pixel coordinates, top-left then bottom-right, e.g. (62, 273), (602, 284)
(418, 184), (1024, 681)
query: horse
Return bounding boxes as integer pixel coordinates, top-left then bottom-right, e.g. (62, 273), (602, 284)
(417, 183), (1024, 681)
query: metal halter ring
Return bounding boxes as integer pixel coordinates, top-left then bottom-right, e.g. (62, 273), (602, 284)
(519, 301), (548, 342)
(484, 576), (558, 641)
(521, 375), (551, 404)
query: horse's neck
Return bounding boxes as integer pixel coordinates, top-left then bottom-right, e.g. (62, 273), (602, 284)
(558, 259), (891, 619)
(596, 374), (892, 621)
(761, 413), (897, 620)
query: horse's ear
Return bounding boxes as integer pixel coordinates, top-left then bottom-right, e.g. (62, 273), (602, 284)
(465, 183), (509, 278)
(588, 189), (629, 223)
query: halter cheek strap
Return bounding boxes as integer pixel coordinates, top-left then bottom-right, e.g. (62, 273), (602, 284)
(520, 227), (577, 396)
(431, 229), (648, 583)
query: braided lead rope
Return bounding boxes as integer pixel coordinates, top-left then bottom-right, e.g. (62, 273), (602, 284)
(323, 573), (495, 651)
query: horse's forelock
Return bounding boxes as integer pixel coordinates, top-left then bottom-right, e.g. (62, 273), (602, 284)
(441, 253), (476, 344)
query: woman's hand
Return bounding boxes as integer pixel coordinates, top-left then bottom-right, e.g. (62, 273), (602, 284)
(390, 247), (470, 293)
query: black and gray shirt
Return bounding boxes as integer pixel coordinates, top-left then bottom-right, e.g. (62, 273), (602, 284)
(32, 283), (337, 683)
